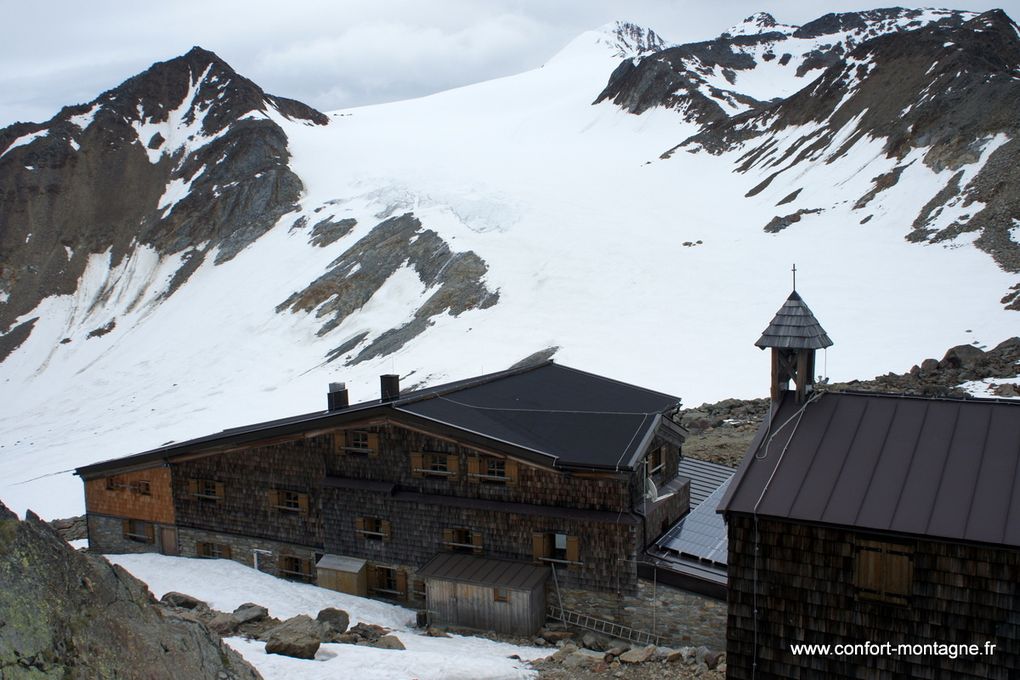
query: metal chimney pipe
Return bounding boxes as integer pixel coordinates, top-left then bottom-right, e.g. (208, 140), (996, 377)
(327, 382), (349, 411)
(380, 374), (400, 402)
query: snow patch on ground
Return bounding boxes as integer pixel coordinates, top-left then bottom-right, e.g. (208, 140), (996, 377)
(958, 377), (1020, 399)
(109, 554), (544, 680)
(1, 129), (48, 158)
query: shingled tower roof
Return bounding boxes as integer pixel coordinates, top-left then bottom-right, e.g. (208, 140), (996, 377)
(755, 291), (833, 350)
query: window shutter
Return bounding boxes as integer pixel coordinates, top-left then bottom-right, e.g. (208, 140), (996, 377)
(884, 551), (912, 597)
(122, 519), (131, 537)
(447, 455), (459, 477)
(367, 432), (380, 456)
(532, 532), (546, 560)
(466, 456), (480, 479)
(214, 482), (225, 499)
(443, 528), (454, 549)
(505, 460), (518, 485)
(381, 520), (392, 541)
(222, 545), (232, 560)
(333, 433), (344, 454)
(188, 479), (199, 496)
(855, 546), (881, 593)
(472, 531), (483, 555)
(268, 489), (280, 508)
(356, 517), (366, 534)
(410, 453), (423, 478)
(395, 569), (408, 597)
(298, 493), (310, 514)
(145, 523), (155, 543)
(566, 536), (580, 563)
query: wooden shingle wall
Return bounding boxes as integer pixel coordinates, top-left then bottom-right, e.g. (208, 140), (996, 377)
(326, 425), (633, 512)
(171, 436), (328, 549)
(321, 487), (640, 593)
(726, 515), (1020, 679)
(84, 466), (175, 524)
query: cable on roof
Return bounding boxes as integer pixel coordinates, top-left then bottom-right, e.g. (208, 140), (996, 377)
(434, 394), (666, 417)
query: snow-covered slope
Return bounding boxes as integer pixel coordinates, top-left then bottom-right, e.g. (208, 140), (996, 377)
(0, 16), (1017, 519)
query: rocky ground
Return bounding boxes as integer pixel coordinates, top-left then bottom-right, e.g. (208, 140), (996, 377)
(676, 338), (1020, 467)
(0, 502), (259, 680)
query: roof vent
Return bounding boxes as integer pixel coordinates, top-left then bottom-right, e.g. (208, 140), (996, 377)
(327, 382), (349, 411)
(380, 374), (400, 402)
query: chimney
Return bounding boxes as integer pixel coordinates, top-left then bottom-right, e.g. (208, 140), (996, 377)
(380, 374), (400, 402)
(327, 382), (349, 411)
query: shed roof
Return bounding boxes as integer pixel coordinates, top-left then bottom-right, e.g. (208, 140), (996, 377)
(754, 291), (833, 350)
(76, 361), (681, 476)
(316, 554), (366, 573)
(718, 391), (1020, 548)
(417, 553), (549, 591)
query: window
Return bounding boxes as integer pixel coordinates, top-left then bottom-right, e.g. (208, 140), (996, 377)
(341, 430), (378, 455)
(532, 531), (580, 568)
(197, 541), (232, 559)
(279, 555), (313, 582)
(855, 538), (913, 604)
(370, 565), (407, 599)
(647, 446), (664, 475)
(189, 478), (224, 501)
(122, 519), (154, 543)
(131, 480), (151, 496)
(357, 516), (391, 541)
(269, 489), (309, 514)
(493, 587), (510, 603)
(411, 452), (458, 478)
(466, 454), (517, 484)
(443, 527), (482, 554)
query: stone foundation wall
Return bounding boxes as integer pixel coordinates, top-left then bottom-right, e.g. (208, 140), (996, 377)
(176, 526), (319, 578)
(556, 580), (726, 650)
(88, 514), (168, 554)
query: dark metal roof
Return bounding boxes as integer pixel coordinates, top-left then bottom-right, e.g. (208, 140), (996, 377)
(719, 391), (1020, 548)
(417, 553), (549, 591)
(76, 361), (680, 476)
(677, 458), (735, 507)
(754, 291), (833, 350)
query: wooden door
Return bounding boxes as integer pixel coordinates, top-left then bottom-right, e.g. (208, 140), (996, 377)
(160, 527), (178, 556)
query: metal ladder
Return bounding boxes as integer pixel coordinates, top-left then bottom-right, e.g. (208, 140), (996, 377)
(546, 604), (664, 646)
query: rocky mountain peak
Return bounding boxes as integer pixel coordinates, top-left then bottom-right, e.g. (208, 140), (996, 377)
(600, 21), (668, 58)
(723, 12), (794, 37)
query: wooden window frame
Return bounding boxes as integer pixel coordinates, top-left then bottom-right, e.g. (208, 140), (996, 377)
(341, 430), (379, 456)
(411, 451), (459, 478)
(196, 541), (232, 559)
(279, 555), (314, 582)
(854, 538), (913, 605)
(370, 565), (408, 598)
(533, 531), (581, 568)
(443, 527), (482, 554)
(647, 446), (665, 476)
(356, 516), (391, 541)
(131, 480), (152, 496)
(493, 587), (510, 603)
(122, 519), (155, 543)
(268, 489), (309, 514)
(190, 478), (224, 501)
(466, 454), (518, 484)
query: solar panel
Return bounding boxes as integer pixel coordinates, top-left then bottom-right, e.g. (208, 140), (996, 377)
(657, 476), (732, 567)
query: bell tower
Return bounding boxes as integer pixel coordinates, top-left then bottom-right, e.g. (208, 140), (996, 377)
(756, 279), (833, 403)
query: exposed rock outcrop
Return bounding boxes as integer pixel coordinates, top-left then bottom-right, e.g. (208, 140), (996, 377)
(0, 502), (260, 679)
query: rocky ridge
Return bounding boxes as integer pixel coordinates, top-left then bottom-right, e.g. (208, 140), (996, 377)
(0, 501), (260, 679)
(679, 337), (1020, 467)
(0, 46), (327, 332)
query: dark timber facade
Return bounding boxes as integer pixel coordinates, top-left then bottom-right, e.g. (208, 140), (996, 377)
(720, 291), (1020, 679)
(77, 362), (689, 619)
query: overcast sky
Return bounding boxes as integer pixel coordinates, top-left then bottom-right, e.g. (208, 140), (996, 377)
(2, 0), (1017, 127)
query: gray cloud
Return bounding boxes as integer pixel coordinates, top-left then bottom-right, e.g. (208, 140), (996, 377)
(2, 0), (1017, 126)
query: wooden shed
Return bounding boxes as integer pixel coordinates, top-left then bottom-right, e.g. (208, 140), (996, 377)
(418, 553), (549, 635)
(316, 554), (368, 597)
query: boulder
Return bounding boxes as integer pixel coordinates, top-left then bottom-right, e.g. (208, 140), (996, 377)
(348, 622), (388, 642)
(373, 635), (406, 650)
(581, 632), (607, 651)
(619, 644), (656, 664)
(939, 344), (985, 369)
(232, 603), (268, 625)
(264, 615), (323, 659)
(208, 612), (239, 636)
(704, 650), (724, 670)
(160, 591), (207, 610)
(315, 607), (350, 640)
(563, 649), (604, 668)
